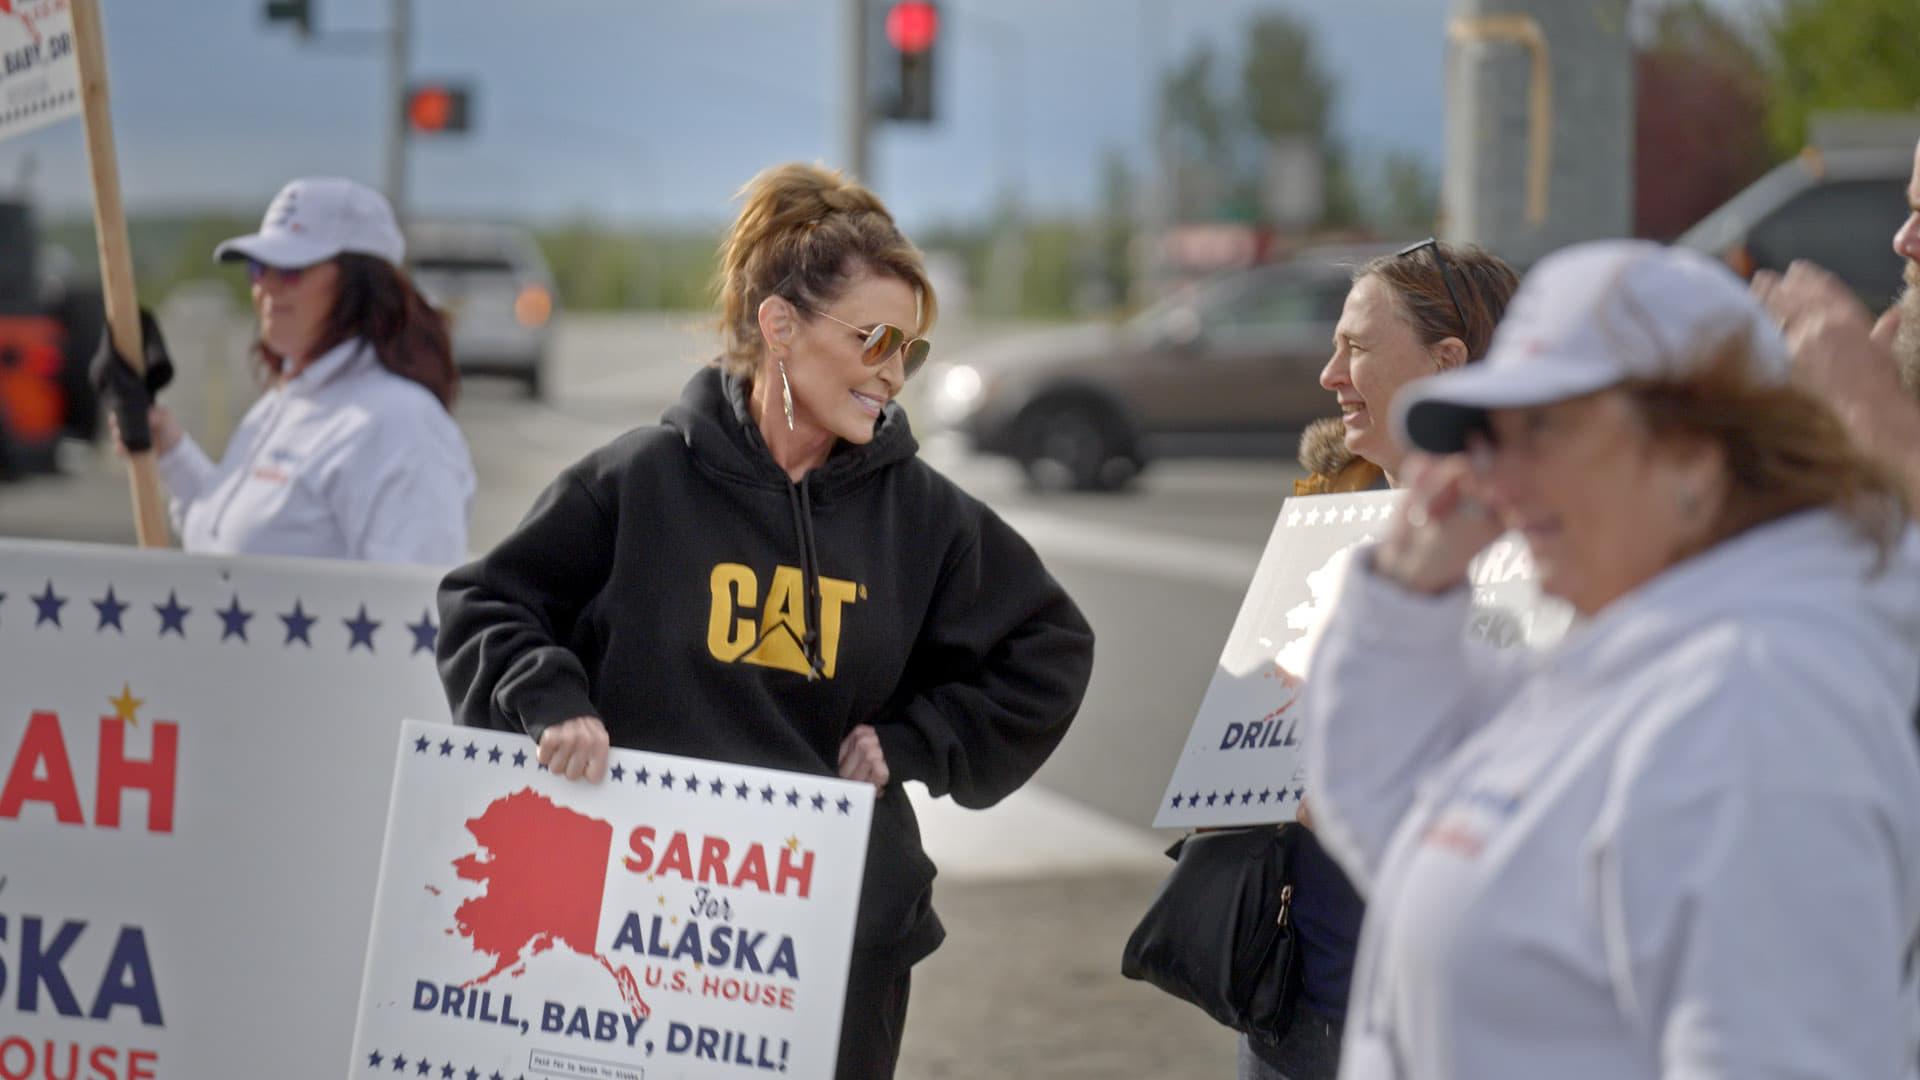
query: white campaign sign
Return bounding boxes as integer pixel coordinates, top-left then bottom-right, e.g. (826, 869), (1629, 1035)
(0, 1), (80, 142)
(351, 720), (876, 1080)
(0, 538), (451, 1077)
(1153, 491), (1572, 829)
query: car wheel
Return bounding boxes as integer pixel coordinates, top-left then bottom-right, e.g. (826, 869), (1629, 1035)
(1017, 400), (1139, 493)
(521, 357), (546, 401)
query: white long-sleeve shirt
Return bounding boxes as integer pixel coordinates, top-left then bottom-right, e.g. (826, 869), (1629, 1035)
(1306, 510), (1920, 1080)
(157, 338), (474, 566)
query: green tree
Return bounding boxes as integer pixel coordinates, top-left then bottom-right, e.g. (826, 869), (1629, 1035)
(1160, 44), (1234, 168)
(1241, 13), (1333, 142)
(1237, 10), (1354, 230)
(1093, 147), (1137, 308)
(1375, 150), (1439, 232)
(1158, 44), (1239, 221)
(1764, 0), (1920, 154)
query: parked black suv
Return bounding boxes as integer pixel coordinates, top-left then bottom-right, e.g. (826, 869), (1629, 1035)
(1676, 145), (1910, 310)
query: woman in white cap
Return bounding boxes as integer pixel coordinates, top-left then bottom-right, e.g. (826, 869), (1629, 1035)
(100, 177), (474, 565)
(1301, 240), (1920, 1078)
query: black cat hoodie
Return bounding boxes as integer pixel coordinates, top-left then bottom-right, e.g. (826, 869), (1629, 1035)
(438, 365), (1095, 969)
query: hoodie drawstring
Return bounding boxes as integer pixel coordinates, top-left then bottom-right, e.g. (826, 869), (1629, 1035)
(783, 477), (827, 680)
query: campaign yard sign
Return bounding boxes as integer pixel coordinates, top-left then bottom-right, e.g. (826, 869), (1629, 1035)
(1153, 491), (1572, 830)
(0, 538), (451, 1077)
(0, 0), (79, 142)
(352, 720), (877, 1080)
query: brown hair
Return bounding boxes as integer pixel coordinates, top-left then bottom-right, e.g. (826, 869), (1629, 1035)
(1627, 339), (1907, 558)
(1358, 243), (1519, 362)
(714, 163), (937, 379)
(259, 254), (458, 411)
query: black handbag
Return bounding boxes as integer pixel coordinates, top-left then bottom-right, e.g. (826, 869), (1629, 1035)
(1120, 823), (1305, 1046)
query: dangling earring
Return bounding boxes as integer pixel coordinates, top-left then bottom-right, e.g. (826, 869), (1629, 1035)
(778, 359), (795, 432)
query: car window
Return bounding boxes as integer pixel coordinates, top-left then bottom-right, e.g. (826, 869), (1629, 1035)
(1675, 158), (1816, 255)
(1746, 179), (1907, 309)
(1203, 276), (1342, 335)
(411, 255), (519, 275)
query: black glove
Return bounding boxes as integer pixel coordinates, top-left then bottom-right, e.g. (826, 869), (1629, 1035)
(87, 309), (175, 453)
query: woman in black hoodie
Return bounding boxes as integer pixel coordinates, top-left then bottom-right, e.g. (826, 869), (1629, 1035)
(436, 163), (1095, 1078)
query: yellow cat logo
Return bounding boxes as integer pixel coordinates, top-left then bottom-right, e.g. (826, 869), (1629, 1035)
(706, 563), (864, 678)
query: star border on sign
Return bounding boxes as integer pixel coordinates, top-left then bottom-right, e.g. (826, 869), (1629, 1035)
(93, 586), (128, 633)
(407, 609), (438, 655)
(344, 604), (382, 652)
(217, 593), (254, 642)
(108, 683), (143, 726)
(31, 579), (66, 629)
(154, 591), (191, 637)
(281, 600), (317, 646)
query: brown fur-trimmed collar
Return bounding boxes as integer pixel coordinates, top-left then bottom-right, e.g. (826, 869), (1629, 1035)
(1294, 417), (1386, 495)
(1299, 416), (1356, 477)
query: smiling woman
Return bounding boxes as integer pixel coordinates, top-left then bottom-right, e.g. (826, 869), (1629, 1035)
(94, 176), (475, 566)
(1257, 241), (1518, 1080)
(1308, 242), (1518, 492)
(1303, 241), (1920, 1080)
(713, 164), (939, 478)
(436, 163), (1095, 1080)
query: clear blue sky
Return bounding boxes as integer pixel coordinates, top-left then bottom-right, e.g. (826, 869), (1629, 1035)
(3, 0), (1766, 231)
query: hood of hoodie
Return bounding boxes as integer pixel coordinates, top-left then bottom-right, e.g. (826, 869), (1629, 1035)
(662, 364), (920, 501)
(1555, 510), (1920, 720)
(660, 363), (921, 681)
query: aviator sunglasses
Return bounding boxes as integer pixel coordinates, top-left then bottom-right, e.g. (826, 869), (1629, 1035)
(1397, 237), (1468, 337)
(798, 304), (932, 380)
(244, 258), (310, 285)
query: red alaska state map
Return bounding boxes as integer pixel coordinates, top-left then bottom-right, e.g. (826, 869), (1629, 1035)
(451, 788), (648, 1016)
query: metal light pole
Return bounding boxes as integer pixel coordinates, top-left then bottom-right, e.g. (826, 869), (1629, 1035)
(841, 0), (872, 182)
(1137, 0), (1170, 303)
(961, 9), (1024, 213)
(1443, 0), (1631, 263)
(385, 0), (412, 224)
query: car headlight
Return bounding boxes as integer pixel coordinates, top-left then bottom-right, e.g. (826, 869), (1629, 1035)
(928, 364), (986, 426)
(941, 364), (983, 404)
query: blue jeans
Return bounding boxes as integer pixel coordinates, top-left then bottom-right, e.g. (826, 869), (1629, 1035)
(1236, 1011), (1342, 1080)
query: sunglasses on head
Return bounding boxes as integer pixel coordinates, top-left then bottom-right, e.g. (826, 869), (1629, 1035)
(798, 304), (931, 380)
(1397, 237), (1468, 337)
(244, 258), (309, 285)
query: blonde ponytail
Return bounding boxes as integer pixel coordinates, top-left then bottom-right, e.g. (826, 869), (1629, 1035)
(715, 163), (937, 377)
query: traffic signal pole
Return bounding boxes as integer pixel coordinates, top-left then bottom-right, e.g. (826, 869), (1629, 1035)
(264, 0), (415, 224)
(384, 0), (412, 225)
(841, 0), (871, 183)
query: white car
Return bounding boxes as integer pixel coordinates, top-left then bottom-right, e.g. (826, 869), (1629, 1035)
(406, 222), (557, 398)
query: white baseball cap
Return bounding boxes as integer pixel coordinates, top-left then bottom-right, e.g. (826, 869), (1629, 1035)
(1393, 240), (1791, 454)
(214, 177), (406, 269)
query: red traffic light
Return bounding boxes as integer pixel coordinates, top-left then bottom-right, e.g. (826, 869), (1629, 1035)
(406, 84), (471, 134)
(885, 1), (939, 55)
(408, 87), (455, 132)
